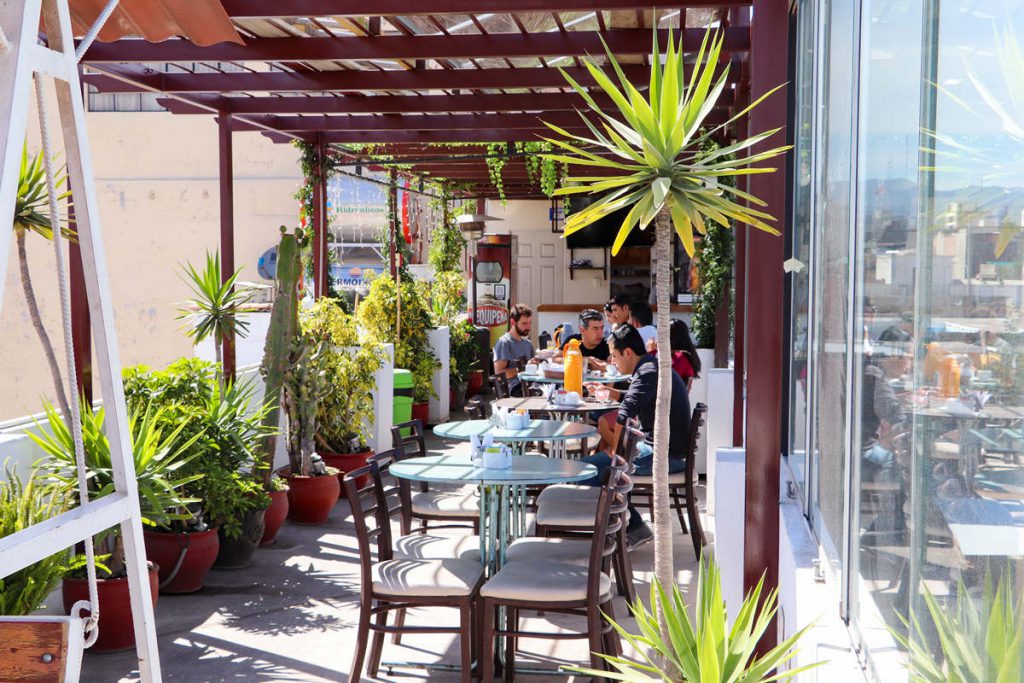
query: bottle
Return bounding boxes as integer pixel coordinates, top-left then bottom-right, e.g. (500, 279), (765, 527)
(944, 356), (961, 397)
(564, 338), (584, 395)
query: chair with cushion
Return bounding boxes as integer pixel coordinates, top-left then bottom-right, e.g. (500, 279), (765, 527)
(344, 463), (484, 683)
(630, 403), (708, 559)
(527, 425), (641, 603)
(480, 470), (626, 681)
(391, 419), (479, 534)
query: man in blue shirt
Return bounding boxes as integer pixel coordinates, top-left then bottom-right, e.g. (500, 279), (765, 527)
(492, 303), (535, 396)
(582, 324), (691, 548)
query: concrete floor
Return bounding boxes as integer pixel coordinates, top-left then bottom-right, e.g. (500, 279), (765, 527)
(82, 432), (708, 682)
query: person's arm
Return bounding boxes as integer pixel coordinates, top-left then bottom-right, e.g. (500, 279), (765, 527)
(586, 356), (608, 371)
(492, 339), (518, 380)
(617, 368), (654, 426)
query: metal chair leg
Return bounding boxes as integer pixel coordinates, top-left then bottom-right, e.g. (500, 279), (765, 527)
(367, 607), (388, 677)
(348, 600), (371, 683)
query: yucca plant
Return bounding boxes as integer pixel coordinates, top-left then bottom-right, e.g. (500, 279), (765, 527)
(177, 250), (254, 382)
(541, 27), (789, 600)
(568, 556), (820, 682)
(893, 571), (1024, 682)
(0, 465), (71, 615)
(14, 145), (75, 421)
(31, 401), (203, 575)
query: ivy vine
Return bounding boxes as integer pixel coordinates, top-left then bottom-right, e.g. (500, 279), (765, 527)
(691, 138), (735, 351)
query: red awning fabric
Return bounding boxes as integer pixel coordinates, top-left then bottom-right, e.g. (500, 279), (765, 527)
(68, 0), (242, 46)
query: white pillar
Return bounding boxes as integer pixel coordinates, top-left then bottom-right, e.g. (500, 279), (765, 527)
(427, 326), (450, 425)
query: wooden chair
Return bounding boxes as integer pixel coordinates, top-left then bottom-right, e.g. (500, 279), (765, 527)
(480, 470), (625, 681)
(490, 373), (511, 399)
(391, 419), (479, 533)
(529, 422), (641, 603)
(630, 403), (708, 559)
(344, 463), (484, 683)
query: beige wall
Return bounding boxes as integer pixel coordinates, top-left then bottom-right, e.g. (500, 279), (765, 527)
(0, 104), (299, 421)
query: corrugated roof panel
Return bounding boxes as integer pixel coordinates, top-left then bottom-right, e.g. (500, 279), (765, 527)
(69, 0), (242, 46)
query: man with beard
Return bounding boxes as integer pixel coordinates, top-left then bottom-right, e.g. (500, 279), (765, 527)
(493, 303), (536, 397)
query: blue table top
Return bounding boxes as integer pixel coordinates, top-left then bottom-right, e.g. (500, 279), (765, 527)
(390, 453), (598, 486)
(432, 419), (597, 442)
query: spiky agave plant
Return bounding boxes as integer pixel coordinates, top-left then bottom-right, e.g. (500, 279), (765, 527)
(893, 570), (1024, 682)
(567, 556), (821, 682)
(541, 26), (790, 600)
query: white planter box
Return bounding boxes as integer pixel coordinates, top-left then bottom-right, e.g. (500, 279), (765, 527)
(705, 367), (734, 515)
(690, 348), (716, 474)
(427, 326), (450, 425)
(369, 344), (395, 452)
(713, 447), (746, 623)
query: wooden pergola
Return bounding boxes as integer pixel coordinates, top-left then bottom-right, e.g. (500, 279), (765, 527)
(74, 0), (790, 653)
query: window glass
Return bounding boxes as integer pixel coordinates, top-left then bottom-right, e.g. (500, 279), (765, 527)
(810, 0), (857, 561)
(850, 0), (1024, 674)
(787, 0), (818, 499)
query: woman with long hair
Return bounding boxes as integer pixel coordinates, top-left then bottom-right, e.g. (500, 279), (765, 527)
(669, 318), (701, 389)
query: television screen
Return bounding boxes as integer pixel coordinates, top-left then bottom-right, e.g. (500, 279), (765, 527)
(564, 196), (652, 248)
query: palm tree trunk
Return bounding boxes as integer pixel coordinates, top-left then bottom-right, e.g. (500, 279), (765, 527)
(652, 207), (676, 602)
(16, 229), (72, 421)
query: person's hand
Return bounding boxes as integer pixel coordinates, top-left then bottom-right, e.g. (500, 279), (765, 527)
(646, 337), (658, 352)
(584, 382), (602, 396)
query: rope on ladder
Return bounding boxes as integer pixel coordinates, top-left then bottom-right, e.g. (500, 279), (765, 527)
(0, 26), (10, 54)
(75, 0), (121, 62)
(33, 72), (101, 649)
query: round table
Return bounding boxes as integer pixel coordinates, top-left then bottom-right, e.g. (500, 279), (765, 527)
(432, 418), (598, 459)
(389, 454), (597, 573)
(517, 371), (626, 385)
(491, 396), (620, 421)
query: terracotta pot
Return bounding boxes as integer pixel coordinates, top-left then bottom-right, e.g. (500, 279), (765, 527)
(213, 507), (267, 569)
(411, 402), (430, 426)
(466, 370), (484, 398)
(281, 468), (340, 525)
(143, 528), (219, 594)
(62, 563), (159, 652)
(319, 448), (373, 499)
(260, 488), (289, 546)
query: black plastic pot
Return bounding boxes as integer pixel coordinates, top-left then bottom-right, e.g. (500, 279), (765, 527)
(213, 507), (267, 569)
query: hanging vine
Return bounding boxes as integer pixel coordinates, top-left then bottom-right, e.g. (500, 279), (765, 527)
(484, 143), (508, 204)
(692, 138), (735, 350)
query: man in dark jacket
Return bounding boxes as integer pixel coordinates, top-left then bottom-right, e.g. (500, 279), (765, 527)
(581, 324), (691, 548)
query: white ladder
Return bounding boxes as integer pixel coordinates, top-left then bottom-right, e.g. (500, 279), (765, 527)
(0, 1), (162, 681)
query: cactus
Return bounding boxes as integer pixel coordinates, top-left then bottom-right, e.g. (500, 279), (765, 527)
(282, 335), (330, 476)
(257, 228), (301, 487)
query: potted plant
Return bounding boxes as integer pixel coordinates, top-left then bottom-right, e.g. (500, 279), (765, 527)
(0, 466), (71, 615)
(280, 333), (340, 524)
(541, 26), (789, 604)
(301, 298), (384, 497)
(123, 360), (275, 578)
(449, 317), (480, 410)
(567, 556), (820, 682)
(358, 273), (440, 424)
(260, 475), (289, 546)
(32, 402), (200, 650)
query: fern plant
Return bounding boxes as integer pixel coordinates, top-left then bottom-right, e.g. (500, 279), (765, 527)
(0, 466), (71, 615)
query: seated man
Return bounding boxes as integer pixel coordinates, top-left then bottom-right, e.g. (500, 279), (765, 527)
(492, 303), (536, 397)
(580, 324), (691, 548)
(629, 301), (658, 348)
(555, 308), (610, 372)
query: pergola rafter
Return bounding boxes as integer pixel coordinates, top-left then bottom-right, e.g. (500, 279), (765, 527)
(219, 0), (752, 18)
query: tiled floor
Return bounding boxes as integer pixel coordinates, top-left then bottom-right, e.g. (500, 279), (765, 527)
(82, 429), (708, 682)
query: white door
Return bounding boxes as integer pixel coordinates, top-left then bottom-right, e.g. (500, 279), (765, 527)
(515, 233), (563, 312)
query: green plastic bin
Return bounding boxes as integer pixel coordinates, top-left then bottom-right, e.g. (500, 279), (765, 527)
(393, 369), (414, 436)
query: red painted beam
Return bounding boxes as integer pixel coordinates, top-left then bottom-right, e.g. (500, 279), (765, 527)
(85, 62), (736, 94)
(218, 115), (237, 381)
(220, 0), (752, 17)
(82, 28), (749, 63)
(239, 111), (602, 132)
(160, 89), (735, 115)
(743, 0), (789, 655)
